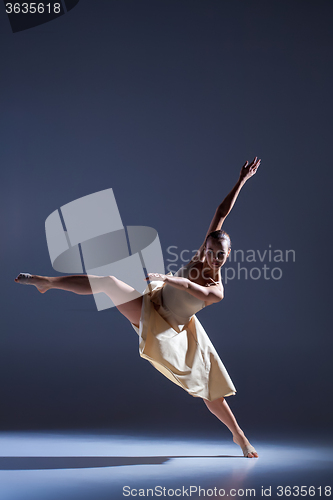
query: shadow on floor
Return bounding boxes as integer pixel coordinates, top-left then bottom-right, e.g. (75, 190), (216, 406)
(0, 454), (242, 470)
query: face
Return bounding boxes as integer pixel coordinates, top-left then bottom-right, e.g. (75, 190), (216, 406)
(205, 238), (230, 270)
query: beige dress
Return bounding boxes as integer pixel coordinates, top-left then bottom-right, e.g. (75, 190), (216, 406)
(131, 263), (236, 401)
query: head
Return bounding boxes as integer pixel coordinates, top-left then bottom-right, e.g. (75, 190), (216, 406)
(204, 230), (231, 270)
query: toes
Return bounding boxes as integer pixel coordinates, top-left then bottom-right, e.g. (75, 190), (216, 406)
(15, 273), (32, 282)
(244, 448), (258, 458)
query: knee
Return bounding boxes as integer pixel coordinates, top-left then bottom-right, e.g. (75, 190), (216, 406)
(203, 398), (213, 412)
(108, 275), (118, 284)
(203, 396), (224, 412)
(96, 275), (117, 293)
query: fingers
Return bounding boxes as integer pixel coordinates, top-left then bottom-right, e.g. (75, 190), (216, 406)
(242, 157), (261, 169)
(249, 157), (261, 174)
(144, 273), (165, 281)
(144, 275), (154, 280)
(241, 157), (261, 178)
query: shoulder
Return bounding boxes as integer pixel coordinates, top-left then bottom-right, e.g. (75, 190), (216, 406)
(190, 244), (205, 265)
(176, 259), (199, 276)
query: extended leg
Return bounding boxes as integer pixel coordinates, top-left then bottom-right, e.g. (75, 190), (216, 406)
(14, 273), (143, 326)
(204, 397), (258, 458)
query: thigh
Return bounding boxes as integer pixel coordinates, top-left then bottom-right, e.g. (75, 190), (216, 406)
(101, 276), (143, 327)
(116, 295), (143, 328)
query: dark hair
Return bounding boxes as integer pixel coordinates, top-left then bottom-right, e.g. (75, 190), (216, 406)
(204, 230), (231, 249)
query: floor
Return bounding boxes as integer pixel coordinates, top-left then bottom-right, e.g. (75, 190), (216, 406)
(0, 430), (332, 499)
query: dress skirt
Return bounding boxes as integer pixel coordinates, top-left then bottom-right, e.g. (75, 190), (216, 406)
(131, 281), (236, 402)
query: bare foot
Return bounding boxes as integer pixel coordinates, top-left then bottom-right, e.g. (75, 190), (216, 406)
(233, 431), (258, 458)
(14, 273), (50, 294)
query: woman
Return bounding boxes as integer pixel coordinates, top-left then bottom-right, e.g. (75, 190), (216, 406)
(15, 157), (261, 458)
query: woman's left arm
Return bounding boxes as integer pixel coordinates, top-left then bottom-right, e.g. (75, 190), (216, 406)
(146, 274), (223, 304)
(192, 157), (261, 263)
(211, 156), (261, 225)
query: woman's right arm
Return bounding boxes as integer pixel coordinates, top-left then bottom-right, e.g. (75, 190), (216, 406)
(146, 273), (223, 304)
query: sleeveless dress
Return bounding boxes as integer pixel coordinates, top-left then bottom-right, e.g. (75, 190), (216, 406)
(131, 263), (236, 401)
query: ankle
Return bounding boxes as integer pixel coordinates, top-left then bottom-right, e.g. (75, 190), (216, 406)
(44, 277), (52, 290)
(232, 428), (245, 440)
(37, 276), (52, 291)
(233, 430), (251, 447)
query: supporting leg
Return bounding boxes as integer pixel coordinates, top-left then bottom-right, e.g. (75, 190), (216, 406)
(204, 397), (258, 458)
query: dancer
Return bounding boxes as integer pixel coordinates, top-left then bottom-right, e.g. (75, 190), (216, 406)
(15, 157), (261, 458)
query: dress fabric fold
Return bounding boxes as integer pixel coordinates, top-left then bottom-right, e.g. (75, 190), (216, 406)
(131, 266), (236, 402)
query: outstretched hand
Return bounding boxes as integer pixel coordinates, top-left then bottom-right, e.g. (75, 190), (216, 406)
(239, 157), (261, 182)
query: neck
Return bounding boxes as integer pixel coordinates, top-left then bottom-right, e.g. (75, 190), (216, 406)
(202, 260), (221, 281)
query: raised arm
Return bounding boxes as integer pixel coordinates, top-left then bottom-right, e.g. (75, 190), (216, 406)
(195, 156), (261, 260)
(205, 157), (260, 235)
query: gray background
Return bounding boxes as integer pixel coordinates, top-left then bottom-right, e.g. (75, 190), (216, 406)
(0, 0), (332, 436)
